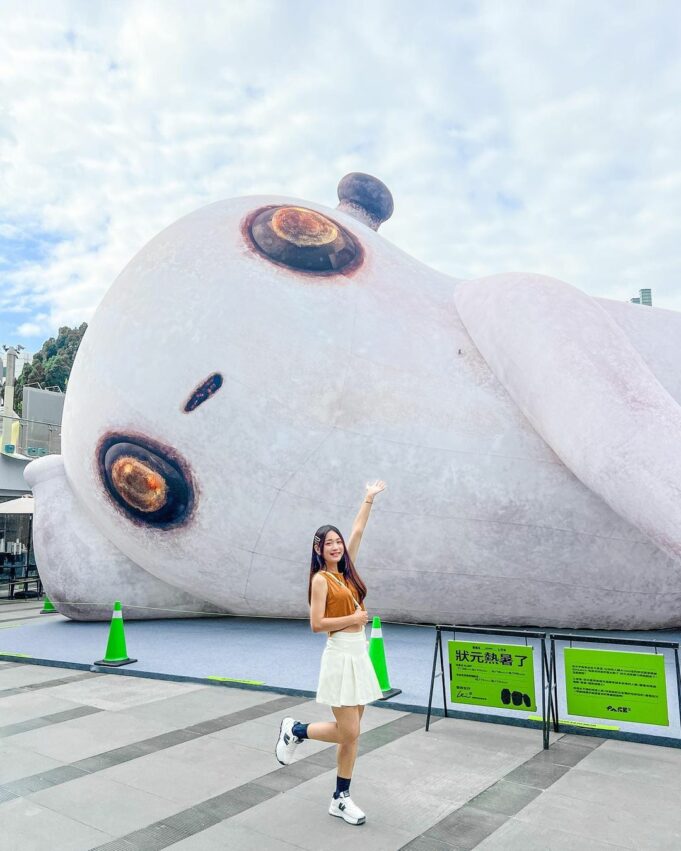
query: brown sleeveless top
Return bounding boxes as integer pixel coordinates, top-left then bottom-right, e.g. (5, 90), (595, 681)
(320, 570), (367, 618)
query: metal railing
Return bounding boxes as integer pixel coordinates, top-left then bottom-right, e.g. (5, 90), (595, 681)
(1, 415), (62, 458)
(0, 562), (42, 599)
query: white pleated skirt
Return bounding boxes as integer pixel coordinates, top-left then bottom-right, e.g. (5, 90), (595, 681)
(315, 628), (384, 707)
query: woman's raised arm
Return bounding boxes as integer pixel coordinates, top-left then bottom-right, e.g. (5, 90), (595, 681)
(347, 480), (386, 564)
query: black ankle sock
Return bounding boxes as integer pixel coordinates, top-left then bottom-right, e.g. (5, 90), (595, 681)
(291, 721), (308, 740)
(333, 775), (351, 799)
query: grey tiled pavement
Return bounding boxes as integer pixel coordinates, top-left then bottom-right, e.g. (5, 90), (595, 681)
(2, 601), (681, 851)
(2, 661), (681, 849)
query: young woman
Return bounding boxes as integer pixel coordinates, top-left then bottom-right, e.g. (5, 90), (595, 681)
(275, 480), (386, 825)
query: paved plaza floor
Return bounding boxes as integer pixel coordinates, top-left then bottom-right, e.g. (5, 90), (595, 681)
(2, 653), (681, 848)
(2, 600), (681, 849)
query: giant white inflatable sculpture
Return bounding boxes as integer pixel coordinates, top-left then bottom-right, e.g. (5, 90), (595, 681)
(25, 174), (681, 628)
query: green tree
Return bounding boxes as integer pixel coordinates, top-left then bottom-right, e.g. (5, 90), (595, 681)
(14, 323), (87, 416)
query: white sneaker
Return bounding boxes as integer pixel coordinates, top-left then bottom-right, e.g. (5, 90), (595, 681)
(275, 717), (301, 765)
(328, 791), (366, 825)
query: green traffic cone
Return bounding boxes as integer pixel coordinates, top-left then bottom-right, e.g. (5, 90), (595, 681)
(40, 595), (56, 614)
(94, 601), (137, 667)
(368, 616), (401, 700)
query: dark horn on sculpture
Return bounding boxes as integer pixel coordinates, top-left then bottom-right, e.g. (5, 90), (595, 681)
(336, 172), (394, 231)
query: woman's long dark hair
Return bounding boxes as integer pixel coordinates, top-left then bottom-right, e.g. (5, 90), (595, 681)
(308, 524), (367, 605)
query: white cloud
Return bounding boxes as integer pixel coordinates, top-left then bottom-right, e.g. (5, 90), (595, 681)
(16, 322), (44, 337)
(1, 0), (680, 343)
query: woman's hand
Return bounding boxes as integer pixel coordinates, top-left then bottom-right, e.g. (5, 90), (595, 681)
(352, 608), (369, 626)
(365, 480), (386, 499)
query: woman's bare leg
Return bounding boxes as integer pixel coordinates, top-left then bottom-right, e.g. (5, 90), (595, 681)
(335, 705), (363, 778)
(305, 719), (342, 743)
(306, 706), (365, 777)
(306, 706), (360, 749)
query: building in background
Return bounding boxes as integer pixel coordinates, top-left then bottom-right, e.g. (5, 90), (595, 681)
(22, 387), (64, 457)
(630, 288), (653, 306)
(0, 346), (64, 500)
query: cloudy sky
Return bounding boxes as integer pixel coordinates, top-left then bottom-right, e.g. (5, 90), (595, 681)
(1, 0), (680, 352)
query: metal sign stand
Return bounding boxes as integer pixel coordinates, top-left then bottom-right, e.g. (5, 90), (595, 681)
(426, 624), (550, 749)
(548, 633), (681, 734)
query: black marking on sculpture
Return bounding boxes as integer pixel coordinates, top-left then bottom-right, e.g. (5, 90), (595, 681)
(98, 433), (195, 529)
(184, 372), (223, 412)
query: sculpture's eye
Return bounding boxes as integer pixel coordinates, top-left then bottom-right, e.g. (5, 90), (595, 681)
(248, 206), (361, 273)
(100, 438), (193, 528)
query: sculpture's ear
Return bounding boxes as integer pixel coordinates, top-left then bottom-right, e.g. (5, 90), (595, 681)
(455, 273), (681, 566)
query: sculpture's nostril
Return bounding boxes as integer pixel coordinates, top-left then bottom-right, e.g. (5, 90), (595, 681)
(184, 373), (223, 413)
(271, 207), (339, 247)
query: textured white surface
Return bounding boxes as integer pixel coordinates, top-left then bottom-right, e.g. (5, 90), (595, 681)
(24, 193), (681, 627)
(455, 273), (681, 565)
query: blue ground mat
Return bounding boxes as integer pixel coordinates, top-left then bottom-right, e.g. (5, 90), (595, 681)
(0, 615), (434, 705)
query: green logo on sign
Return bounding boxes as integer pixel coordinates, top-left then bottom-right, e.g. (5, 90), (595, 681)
(448, 641), (536, 712)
